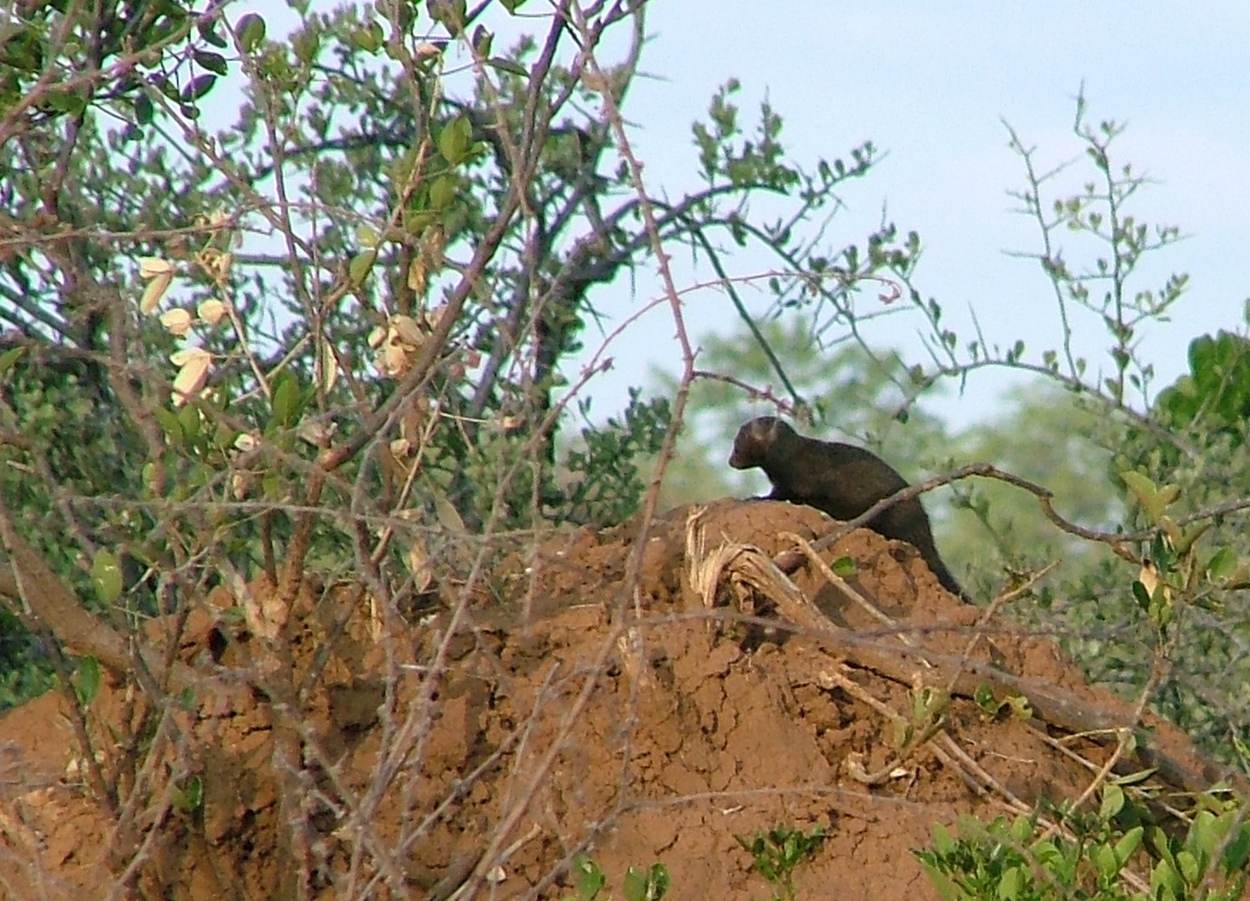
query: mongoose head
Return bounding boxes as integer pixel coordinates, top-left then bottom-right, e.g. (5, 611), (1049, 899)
(728, 416), (795, 469)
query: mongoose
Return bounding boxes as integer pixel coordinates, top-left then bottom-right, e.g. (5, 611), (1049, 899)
(729, 415), (970, 602)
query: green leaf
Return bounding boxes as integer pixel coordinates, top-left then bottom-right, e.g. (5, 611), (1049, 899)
(1206, 545), (1237, 581)
(353, 21), (384, 52)
(44, 89), (87, 115)
(830, 555), (856, 577)
(74, 656), (100, 706)
(193, 49), (228, 76)
(1120, 469), (1159, 512)
(569, 854), (604, 901)
(428, 174), (456, 209)
(141, 462), (159, 495)
(154, 406), (183, 445)
(172, 774), (203, 812)
(429, 0), (468, 29)
(291, 29), (320, 64)
(0, 346), (25, 381)
(1171, 520), (1209, 557)
(180, 73), (217, 102)
(236, 13), (266, 52)
(1176, 848), (1200, 884)
(1099, 782), (1125, 820)
(996, 864), (1022, 899)
(438, 115), (472, 165)
(177, 403), (202, 442)
(931, 822), (955, 856)
(199, 17), (229, 48)
(919, 864), (961, 901)
(1030, 837), (1060, 867)
(1115, 826), (1144, 866)
(644, 863), (670, 900)
(0, 29), (45, 71)
(1095, 842), (1119, 878)
(471, 25), (493, 57)
(1112, 766), (1156, 786)
(1152, 855), (1182, 898)
(973, 683), (997, 713)
(433, 492), (467, 533)
(271, 373), (301, 429)
(1223, 824), (1250, 871)
(91, 549), (124, 605)
(621, 867), (646, 901)
(1190, 810), (1219, 858)
(349, 249), (376, 284)
(1010, 815), (1033, 844)
(133, 92), (154, 126)
(1005, 695), (1032, 720)
(487, 56), (528, 77)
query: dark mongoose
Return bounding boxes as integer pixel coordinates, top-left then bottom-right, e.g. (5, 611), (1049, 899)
(729, 415), (970, 601)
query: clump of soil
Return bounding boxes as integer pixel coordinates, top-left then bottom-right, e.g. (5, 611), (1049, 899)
(0, 499), (1232, 900)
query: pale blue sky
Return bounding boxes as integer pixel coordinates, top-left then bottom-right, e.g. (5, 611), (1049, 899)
(569, 2), (1250, 429)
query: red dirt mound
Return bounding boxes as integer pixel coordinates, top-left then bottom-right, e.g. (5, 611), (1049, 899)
(0, 499), (1233, 900)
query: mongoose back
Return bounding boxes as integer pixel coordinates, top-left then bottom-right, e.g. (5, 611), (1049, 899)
(729, 416), (970, 601)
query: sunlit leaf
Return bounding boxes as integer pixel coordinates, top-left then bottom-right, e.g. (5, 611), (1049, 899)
(140, 273), (172, 313)
(139, 257), (173, 278)
(197, 299), (227, 325)
(349, 250), (376, 284)
(160, 308), (193, 336)
(170, 347), (212, 407)
(91, 550), (123, 605)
